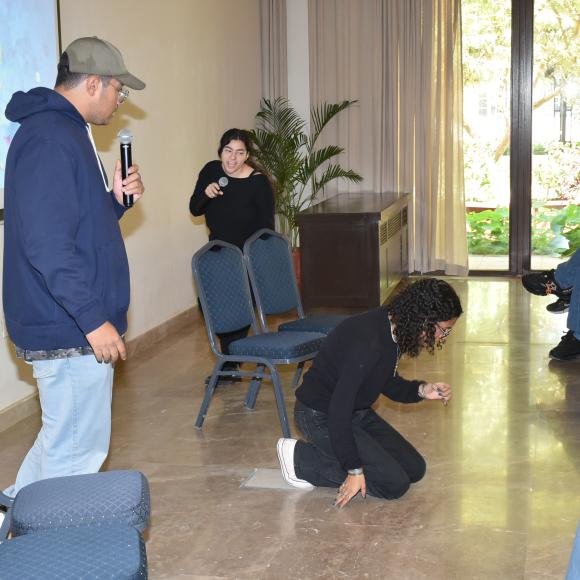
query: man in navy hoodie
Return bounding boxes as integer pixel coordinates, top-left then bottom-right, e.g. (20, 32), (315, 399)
(2, 37), (145, 496)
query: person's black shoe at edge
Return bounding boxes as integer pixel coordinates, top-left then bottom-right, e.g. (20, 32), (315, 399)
(549, 330), (580, 361)
(546, 297), (571, 314)
(522, 269), (571, 298)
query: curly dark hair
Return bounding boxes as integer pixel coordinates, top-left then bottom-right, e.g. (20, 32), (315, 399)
(386, 278), (463, 358)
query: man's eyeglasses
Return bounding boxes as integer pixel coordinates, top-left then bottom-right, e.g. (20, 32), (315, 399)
(117, 87), (129, 104)
(435, 322), (452, 338)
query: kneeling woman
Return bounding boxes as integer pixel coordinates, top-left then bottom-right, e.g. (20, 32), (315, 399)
(277, 278), (462, 507)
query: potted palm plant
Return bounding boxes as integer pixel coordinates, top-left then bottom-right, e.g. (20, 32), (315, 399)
(249, 97), (363, 249)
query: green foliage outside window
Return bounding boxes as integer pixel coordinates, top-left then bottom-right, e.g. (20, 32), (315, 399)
(467, 208), (509, 255)
(463, 0), (579, 261)
(467, 204), (580, 256)
(550, 204), (580, 257)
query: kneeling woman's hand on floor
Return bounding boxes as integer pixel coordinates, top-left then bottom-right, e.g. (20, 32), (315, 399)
(335, 473), (367, 508)
(422, 382), (452, 406)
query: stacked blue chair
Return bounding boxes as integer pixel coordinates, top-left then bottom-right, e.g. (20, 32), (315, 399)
(8, 470), (150, 536)
(0, 525), (147, 579)
(192, 240), (326, 437)
(0, 471), (150, 579)
(243, 229), (350, 334)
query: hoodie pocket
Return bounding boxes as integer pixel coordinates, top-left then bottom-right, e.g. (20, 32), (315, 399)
(96, 238), (130, 316)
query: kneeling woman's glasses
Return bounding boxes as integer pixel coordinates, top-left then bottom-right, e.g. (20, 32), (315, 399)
(435, 322), (452, 338)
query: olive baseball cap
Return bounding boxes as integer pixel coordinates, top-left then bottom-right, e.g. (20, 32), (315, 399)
(63, 36), (145, 90)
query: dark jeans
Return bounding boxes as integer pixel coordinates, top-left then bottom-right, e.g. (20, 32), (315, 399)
(555, 249), (580, 336)
(293, 400), (426, 499)
(197, 297), (250, 356)
(218, 326), (250, 355)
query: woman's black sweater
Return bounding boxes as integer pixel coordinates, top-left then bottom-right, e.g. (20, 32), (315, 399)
(295, 307), (425, 470)
(190, 160), (275, 249)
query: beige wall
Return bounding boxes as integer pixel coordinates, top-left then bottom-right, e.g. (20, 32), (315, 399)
(0, 264), (35, 412)
(0, 0), (262, 415)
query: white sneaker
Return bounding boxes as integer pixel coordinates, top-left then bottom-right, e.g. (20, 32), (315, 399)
(276, 438), (314, 489)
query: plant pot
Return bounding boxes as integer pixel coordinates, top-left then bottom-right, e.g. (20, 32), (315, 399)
(292, 247), (302, 290)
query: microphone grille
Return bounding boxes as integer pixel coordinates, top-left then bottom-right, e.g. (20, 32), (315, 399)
(117, 128), (134, 144)
(218, 177), (229, 188)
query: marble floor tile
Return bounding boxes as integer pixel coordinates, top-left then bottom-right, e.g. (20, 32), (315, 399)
(1, 277), (579, 579)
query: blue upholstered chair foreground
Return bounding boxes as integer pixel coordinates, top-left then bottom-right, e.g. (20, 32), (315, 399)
(192, 240), (326, 437)
(243, 229), (350, 334)
(0, 524), (147, 579)
(9, 470), (150, 536)
(0, 471), (150, 578)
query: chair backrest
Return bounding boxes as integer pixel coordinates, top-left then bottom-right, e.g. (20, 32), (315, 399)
(192, 240), (257, 354)
(244, 229), (304, 327)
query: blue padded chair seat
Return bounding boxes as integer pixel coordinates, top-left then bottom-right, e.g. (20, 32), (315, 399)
(278, 314), (351, 335)
(11, 470), (150, 537)
(0, 524), (147, 579)
(229, 331), (325, 359)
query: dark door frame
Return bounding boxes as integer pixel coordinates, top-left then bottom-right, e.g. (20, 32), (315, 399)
(472, 0), (534, 276)
(509, 0), (533, 275)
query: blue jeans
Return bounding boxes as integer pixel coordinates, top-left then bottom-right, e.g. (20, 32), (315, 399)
(4, 355), (114, 497)
(567, 520), (580, 580)
(555, 249), (580, 339)
(293, 400), (426, 499)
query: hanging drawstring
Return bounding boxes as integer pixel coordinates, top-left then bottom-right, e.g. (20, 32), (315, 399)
(85, 124), (111, 192)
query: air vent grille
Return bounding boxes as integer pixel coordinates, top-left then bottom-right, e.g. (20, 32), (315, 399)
(379, 212), (403, 245)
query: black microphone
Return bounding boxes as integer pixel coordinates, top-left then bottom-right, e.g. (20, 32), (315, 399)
(218, 176), (229, 192)
(117, 129), (134, 208)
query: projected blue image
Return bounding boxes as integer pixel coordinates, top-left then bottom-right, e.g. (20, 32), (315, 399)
(0, 0), (59, 189)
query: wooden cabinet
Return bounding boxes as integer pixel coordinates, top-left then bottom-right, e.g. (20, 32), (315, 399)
(296, 192), (409, 309)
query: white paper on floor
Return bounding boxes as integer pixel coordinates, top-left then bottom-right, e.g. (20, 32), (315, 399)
(241, 468), (309, 490)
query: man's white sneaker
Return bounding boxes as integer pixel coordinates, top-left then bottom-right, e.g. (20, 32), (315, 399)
(0, 509), (6, 535)
(276, 438), (314, 489)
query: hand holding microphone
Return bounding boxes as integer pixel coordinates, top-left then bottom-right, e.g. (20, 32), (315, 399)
(204, 176), (229, 199)
(114, 129), (145, 208)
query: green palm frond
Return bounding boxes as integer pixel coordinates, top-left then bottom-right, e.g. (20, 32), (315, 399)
(297, 145), (345, 185)
(251, 97), (363, 245)
(310, 166), (364, 202)
(309, 100), (357, 150)
(256, 98), (306, 139)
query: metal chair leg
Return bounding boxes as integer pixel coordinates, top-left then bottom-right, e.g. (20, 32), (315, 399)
(269, 365), (291, 438)
(290, 361), (304, 390)
(245, 364), (264, 409)
(194, 364), (222, 429)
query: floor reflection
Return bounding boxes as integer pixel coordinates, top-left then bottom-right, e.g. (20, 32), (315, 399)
(0, 277), (579, 578)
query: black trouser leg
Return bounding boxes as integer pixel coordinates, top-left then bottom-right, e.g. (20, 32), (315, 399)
(294, 403), (346, 487)
(293, 401), (425, 500)
(217, 327), (250, 376)
(353, 408), (426, 498)
(198, 296), (249, 379)
(217, 326), (250, 356)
